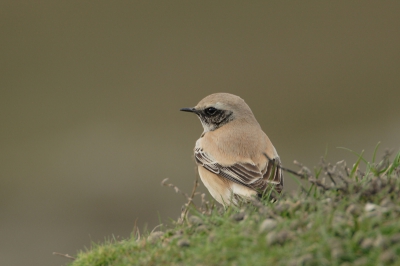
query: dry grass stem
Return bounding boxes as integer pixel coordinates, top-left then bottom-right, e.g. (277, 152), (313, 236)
(53, 252), (76, 260)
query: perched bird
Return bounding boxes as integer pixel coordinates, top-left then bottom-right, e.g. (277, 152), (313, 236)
(180, 93), (283, 206)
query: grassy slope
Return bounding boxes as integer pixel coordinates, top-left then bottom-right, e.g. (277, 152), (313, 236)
(70, 150), (400, 266)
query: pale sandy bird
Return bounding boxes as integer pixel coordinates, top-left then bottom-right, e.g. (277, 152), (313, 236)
(180, 93), (283, 206)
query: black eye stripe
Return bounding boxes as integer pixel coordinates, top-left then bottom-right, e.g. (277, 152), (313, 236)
(198, 109), (233, 131)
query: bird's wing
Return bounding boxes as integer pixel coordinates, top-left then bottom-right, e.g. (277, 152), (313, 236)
(195, 147), (283, 193)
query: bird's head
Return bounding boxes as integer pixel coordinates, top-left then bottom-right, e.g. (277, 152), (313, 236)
(180, 93), (255, 132)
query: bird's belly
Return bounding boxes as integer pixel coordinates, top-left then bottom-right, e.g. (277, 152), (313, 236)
(231, 182), (257, 199)
(198, 166), (256, 206)
(198, 166), (232, 205)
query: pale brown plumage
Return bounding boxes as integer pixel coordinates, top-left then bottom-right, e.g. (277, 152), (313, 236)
(181, 93), (283, 206)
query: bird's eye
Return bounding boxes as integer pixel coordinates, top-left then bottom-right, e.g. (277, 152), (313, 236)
(205, 107), (218, 116)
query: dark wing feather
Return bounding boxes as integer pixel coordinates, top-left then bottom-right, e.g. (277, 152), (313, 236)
(262, 153), (284, 193)
(195, 148), (283, 193)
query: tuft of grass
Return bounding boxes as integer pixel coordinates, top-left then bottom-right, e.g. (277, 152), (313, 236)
(68, 149), (400, 266)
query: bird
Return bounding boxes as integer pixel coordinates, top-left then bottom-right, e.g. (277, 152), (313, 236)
(180, 93), (283, 206)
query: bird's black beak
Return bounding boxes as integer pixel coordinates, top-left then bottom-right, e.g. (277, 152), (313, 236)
(180, 107), (197, 113)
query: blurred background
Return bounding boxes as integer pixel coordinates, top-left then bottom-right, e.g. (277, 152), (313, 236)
(1, 1), (399, 265)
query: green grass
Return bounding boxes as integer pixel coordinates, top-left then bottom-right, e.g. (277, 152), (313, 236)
(70, 149), (400, 266)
